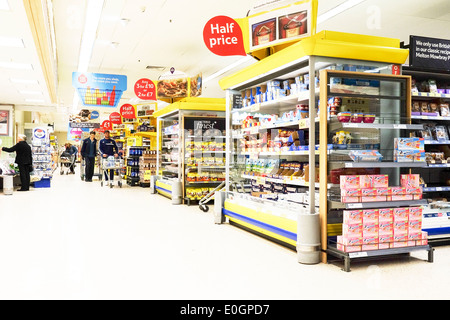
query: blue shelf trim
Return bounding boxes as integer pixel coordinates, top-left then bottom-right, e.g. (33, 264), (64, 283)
(223, 208), (297, 241)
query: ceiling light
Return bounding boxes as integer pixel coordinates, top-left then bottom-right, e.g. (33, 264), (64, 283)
(119, 18), (130, 26)
(110, 41), (119, 48)
(0, 61), (33, 70)
(0, 0), (10, 11)
(317, 0), (366, 24)
(10, 78), (39, 84)
(0, 36), (24, 48)
(77, 0), (105, 72)
(73, 0), (105, 110)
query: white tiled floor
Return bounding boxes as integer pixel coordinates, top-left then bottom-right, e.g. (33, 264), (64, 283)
(1, 170), (450, 300)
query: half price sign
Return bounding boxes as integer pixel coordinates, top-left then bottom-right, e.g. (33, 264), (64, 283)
(134, 78), (156, 101)
(120, 104), (136, 119)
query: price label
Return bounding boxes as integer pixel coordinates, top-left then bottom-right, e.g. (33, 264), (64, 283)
(134, 78), (156, 101)
(393, 124), (407, 129)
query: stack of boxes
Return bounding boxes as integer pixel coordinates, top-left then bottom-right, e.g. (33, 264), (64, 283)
(394, 137), (425, 162)
(337, 207), (428, 253)
(337, 173), (428, 253)
(340, 174), (423, 203)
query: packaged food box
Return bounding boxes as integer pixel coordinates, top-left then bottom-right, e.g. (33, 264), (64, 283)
(401, 174), (421, 188)
(409, 207), (423, 220)
(379, 234), (393, 244)
(343, 210), (363, 224)
(362, 244), (379, 251)
(337, 243), (362, 253)
(394, 150), (426, 163)
(379, 221), (393, 236)
(342, 222), (363, 237)
(390, 195), (414, 201)
(361, 188), (378, 197)
(363, 223), (379, 237)
(408, 219), (422, 234)
(378, 208), (393, 222)
(340, 175), (360, 189)
(362, 209), (379, 223)
(341, 196), (360, 203)
(393, 207), (409, 221)
(393, 220), (409, 236)
(341, 188), (362, 197)
(362, 235), (378, 245)
(391, 241), (408, 248)
(394, 137), (425, 150)
(338, 234), (363, 246)
(361, 196), (386, 202)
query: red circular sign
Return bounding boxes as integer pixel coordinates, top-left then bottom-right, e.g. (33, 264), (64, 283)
(101, 120), (112, 131)
(120, 104), (136, 119)
(109, 112), (122, 124)
(134, 78), (156, 101)
(78, 74), (88, 84)
(203, 16), (246, 57)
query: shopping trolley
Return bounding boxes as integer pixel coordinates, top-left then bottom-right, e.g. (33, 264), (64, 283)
(59, 152), (75, 175)
(100, 156), (124, 188)
(197, 168), (248, 212)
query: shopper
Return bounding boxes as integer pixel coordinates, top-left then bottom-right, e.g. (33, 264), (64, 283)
(65, 143), (78, 174)
(80, 131), (98, 182)
(99, 130), (119, 183)
(1, 134), (32, 191)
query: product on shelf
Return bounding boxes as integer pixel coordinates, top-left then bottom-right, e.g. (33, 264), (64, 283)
(394, 137), (425, 162)
(337, 206), (428, 253)
(340, 174), (422, 203)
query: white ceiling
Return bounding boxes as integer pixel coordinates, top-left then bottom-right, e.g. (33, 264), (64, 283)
(0, 0), (449, 132)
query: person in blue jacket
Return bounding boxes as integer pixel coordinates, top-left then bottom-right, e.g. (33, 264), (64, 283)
(64, 143), (78, 174)
(99, 130), (119, 183)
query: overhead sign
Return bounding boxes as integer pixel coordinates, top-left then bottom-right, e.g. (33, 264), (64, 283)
(109, 112), (122, 124)
(72, 72), (127, 108)
(410, 35), (450, 71)
(248, 1), (313, 52)
(101, 120), (113, 131)
(134, 78), (157, 101)
(120, 104), (136, 119)
(69, 122), (100, 129)
(203, 16), (246, 56)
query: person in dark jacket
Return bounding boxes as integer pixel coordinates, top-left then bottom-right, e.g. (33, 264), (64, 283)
(1, 134), (32, 191)
(64, 143), (78, 174)
(99, 130), (118, 183)
(80, 131), (98, 182)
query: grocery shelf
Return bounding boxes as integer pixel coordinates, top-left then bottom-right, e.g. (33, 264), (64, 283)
(343, 161), (427, 168)
(412, 92), (450, 99)
(329, 121), (424, 132)
(326, 240), (434, 272)
(231, 89), (319, 114)
(241, 174), (336, 189)
(411, 115), (450, 121)
(422, 186), (450, 192)
(329, 199), (428, 210)
(424, 140), (450, 145)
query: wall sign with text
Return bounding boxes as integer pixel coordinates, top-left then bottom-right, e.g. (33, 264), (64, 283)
(72, 72), (127, 108)
(203, 15), (246, 57)
(410, 35), (450, 71)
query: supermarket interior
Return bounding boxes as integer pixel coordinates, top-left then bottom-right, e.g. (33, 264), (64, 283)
(1, 0), (450, 301)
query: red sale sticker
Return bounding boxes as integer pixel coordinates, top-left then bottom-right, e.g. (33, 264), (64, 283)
(203, 16), (246, 56)
(120, 104), (136, 119)
(109, 112), (122, 124)
(134, 78), (156, 101)
(101, 120), (112, 131)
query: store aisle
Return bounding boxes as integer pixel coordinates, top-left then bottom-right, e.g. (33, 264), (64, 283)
(0, 171), (450, 300)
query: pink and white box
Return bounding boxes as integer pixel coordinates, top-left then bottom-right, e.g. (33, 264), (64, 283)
(393, 220), (408, 235)
(363, 223), (379, 238)
(343, 210), (363, 224)
(409, 207), (423, 221)
(362, 209), (379, 224)
(379, 221), (393, 236)
(401, 174), (421, 188)
(342, 223), (363, 237)
(340, 175), (360, 190)
(378, 208), (393, 222)
(393, 207), (409, 221)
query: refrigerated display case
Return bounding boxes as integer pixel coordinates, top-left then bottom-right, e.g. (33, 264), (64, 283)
(216, 30), (411, 265)
(153, 98), (226, 203)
